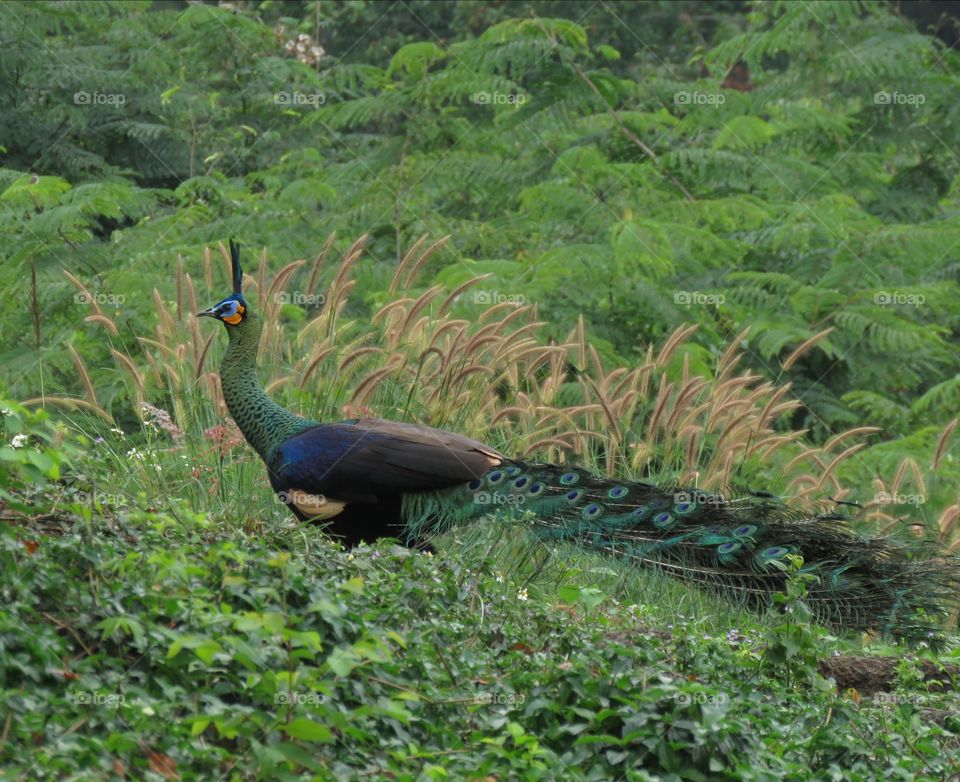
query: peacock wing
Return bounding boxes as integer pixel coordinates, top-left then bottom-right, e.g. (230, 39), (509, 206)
(352, 417), (503, 479)
(272, 419), (503, 503)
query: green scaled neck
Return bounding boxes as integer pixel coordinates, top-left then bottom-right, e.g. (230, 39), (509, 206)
(219, 312), (316, 462)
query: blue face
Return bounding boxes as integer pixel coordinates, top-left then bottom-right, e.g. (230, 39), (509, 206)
(199, 294), (247, 325)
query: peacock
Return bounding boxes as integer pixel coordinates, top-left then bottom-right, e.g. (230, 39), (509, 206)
(198, 241), (959, 643)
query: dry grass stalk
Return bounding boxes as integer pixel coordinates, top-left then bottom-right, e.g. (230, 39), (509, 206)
(389, 234), (429, 295)
(781, 327), (834, 371)
(403, 236), (450, 289)
(307, 232), (336, 296)
(84, 314), (118, 335)
(68, 346), (97, 407)
(176, 255), (184, 321)
(934, 419), (958, 471)
(22, 396), (113, 422)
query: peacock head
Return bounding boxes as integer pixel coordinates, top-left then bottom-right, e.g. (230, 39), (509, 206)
(197, 239), (250, 328)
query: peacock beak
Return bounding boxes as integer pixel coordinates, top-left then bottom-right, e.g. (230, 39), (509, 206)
(196, 307), (219, 319)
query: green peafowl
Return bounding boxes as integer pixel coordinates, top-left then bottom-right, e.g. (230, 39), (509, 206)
(198, 241), (959, 643)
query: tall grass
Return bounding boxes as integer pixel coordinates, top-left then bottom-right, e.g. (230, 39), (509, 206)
(29, 235), (960, 554)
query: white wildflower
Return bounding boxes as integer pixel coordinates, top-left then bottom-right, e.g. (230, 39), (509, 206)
(11, 434), (27, 448)
(517, 588), (528, 602)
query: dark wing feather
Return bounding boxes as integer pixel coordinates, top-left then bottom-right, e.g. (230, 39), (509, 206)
(270, 418), (503, 503)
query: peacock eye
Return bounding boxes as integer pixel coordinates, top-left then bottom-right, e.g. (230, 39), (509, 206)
(762, 546), (789, 558)
(652, 511), (675, 529)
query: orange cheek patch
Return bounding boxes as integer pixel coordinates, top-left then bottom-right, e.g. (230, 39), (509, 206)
(223, 313), (242, 325)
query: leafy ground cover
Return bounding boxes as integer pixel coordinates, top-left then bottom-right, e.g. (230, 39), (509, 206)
(3, 403), (960, 781)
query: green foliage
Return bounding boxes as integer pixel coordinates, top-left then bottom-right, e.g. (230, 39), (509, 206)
(2, 0), (958, 454)
(0, 401), (82, 510)
(763, 558), (832, 689)
(4, 483), (960, 780)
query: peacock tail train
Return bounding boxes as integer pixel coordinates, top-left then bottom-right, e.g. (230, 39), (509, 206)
(403, 462), (959, 644)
